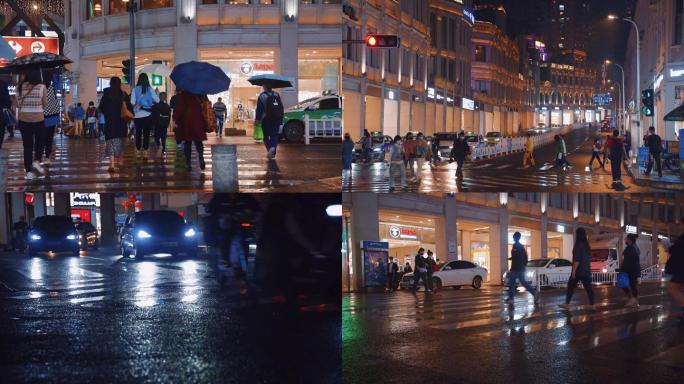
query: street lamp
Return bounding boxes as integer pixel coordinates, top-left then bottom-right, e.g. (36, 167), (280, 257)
(605, 60), (626, 134)
(607, 15), (641, 146)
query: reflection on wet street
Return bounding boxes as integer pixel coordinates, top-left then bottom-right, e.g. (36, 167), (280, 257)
(344, 284), (684, 383)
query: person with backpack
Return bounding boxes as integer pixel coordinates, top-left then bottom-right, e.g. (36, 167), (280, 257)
(37, 72), (60, 164)
(505, 232), (539, 304)
(360, 129), (372, 164)
(72, 102), (85, 138)
(152, 92), (171, 156)
(131, 73), (160, 160)
(255, 84), (284, 160)
(415, 132), (428, 179)
(450, 132), (470, 179)
(388, 135), (407, 192)
(588, 135), (604, 171)
(387, 256), (399, 292)
(560, 227), (596, 310)
(645, 126), (663, 177)
(665, 217), (684, 322)
(98, 77), (133, 173)
(402, 132), (418, 181)
(14, 70), (47, 180)
(411, 248), (431, 294)
(425, 250), (436, 292)
(173, 91), (208, 171)
(607, 129), (629, 187)
(342, 132), (354, 180)
(619, 234), (641, 308)
(212, 97), (227, 138)
(85, 101), (98, 138)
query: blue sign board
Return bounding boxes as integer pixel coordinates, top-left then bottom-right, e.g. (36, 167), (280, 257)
(360, 241), (389, 250)
(592, 93), (612, 106)
(637, 146), (650, 173)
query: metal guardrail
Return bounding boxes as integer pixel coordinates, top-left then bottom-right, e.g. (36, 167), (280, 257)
(470, 124), (585, 160)
(530, 264), (663, 291)
(304, 116), (342, 144)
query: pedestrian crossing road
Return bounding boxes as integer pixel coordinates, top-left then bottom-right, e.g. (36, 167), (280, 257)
(1, 133), (340, 192)
(343, 285), (684, 384)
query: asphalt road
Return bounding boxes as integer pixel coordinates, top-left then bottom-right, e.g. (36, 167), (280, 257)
(0, 249), (340, 383)
(343, 283), (684, 384)
(344, 126), (654, 192)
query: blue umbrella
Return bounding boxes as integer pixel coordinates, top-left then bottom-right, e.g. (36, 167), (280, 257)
(248, 74), (293, 89)
(170, 61), (230, 95)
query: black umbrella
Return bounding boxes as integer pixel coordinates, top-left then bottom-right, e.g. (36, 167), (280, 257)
(1, 53), (72, 71)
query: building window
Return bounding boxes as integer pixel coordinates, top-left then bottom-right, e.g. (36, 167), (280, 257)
(675, 0), (683, 45)
(474, 45), (486, 62)
(203, 0), (219, 4)
(86, 0), (103, 19)
(140, 0), (174, 9)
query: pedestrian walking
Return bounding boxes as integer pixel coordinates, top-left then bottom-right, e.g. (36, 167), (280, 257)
(588, 135), (604, 171)
(342, 132), (354, 179)
(425, 251), (436, 292)
(255, 84), (284, 160)
(14, 70), (47, 180)
(172, 91), (208, 171)
(505, 232), (539, 304)
(131, 73), (160, 160)
(152, 92), (171, 155)
(403, 262), (413, 274)
(415, 132), (428, 179)
(411, 248), (431, 293)
(624, 130), (632, 157)
(387, 256), (399, 292)
(607, 129), (629, 187)
(450, 132), (470, 179)
(98, 77), (133, 173)
(619, 234), (641, 308)
(360, 129), (372, 164)
(0, 78), (11, 149)
(560, 227), (596, 309)
(72, 102), (85, 138)
(645, 126), (663, 177)
(431, 136), (440, 164)
(212, 97), (227, 138)
(388, 135), (407, 192)
(665, 217), (684, 321)
(38, 74), (60, 164)
(554, 134), (570, 169)
(403, 132), (418, 181)
(85, 101), (98, 138)
(522, 132), (535, 168)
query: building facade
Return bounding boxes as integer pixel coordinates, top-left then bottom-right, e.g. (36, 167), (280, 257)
(343, 192), (682, 292)
(64, 0), (341, 136)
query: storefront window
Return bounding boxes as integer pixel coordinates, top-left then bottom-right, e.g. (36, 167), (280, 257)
(298, 59), (339, 101)
(226, 0), (275, 4)
(109, 0), (128, 14)
(86, 0), (104, 19)
(140, 0), (174, 9)
(202, 0), (218, 4)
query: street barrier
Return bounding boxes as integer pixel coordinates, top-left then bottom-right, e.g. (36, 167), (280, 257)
(304, 116), (342, 144)
(211, 144), (239, 192)
(532, 264), (662, 291)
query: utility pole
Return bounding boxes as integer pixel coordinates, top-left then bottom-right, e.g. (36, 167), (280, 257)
(126, 0), (138, 87)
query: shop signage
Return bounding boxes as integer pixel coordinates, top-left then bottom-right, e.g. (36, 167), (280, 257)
(462, 97), (475, 110)
(388, 226), (418, 240)
(389, 226), (401, 238)
(592, 93), (612, 106)
(240, 62), (253, 74)
(70, 193), (100, 208)
(2, 36), (58, 58)
(625, 225), (637, 234)
(670, 66), (684, 78)
(463, 9), (475, 24)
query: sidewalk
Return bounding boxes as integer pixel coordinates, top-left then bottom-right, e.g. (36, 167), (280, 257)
(630, 162), (683, 191)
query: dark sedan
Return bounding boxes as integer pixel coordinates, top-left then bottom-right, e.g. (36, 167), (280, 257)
(119, 210), (199, 259)
(27, 216), (80, 257)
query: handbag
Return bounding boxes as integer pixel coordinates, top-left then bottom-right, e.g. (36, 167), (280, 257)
(3, 108), (16, 126)
(616, 272), (630, 289)
(253, 121), (264, 141)
(201, 99), (216, 133)
(120, 94), (134, 122)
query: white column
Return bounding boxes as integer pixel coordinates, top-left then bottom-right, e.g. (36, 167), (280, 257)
(278, 20), (299, 108)
(531, 229), (542, 260)
(489, 206), (509, 286)
(461, 230), (472, 261)
(350, 193), (380, 291)
(73, 59), (97, 106)
(435, 198), (458, 262)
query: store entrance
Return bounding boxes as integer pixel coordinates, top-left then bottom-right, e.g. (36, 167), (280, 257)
(378, 211), (437, 269)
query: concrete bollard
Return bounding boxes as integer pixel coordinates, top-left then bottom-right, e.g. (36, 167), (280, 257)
(211, 144), (239, 192)
(0, 149), (6, 191)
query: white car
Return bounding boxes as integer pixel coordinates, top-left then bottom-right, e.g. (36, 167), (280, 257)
(505, 258), (573, 287)
(400, 260), (488, 291)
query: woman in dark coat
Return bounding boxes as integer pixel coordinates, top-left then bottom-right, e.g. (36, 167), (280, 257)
(666, 218), (684, 321)
(620, 234), (641, 307)
(172, 91), (207, 171)
(98, 77), (132, 172)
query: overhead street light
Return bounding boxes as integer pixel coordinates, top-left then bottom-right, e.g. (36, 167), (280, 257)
(605, 59), (626, 134)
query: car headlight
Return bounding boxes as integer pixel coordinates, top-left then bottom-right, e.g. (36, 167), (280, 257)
(373, 147), (381, 152)
(184, 228), (196, 237)
(602, 268), (607, 273)
(526, 271), (534, 279)
(30, 234), (41, 241)
(137, 230), (152, 239)
(66, 234), (77, 240)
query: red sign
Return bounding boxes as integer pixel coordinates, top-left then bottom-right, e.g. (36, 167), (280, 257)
(24, 193), (34, 205)
(400, 228), (417, 239)
(3, 36), (59, 58)
(71, 209), (92, 223)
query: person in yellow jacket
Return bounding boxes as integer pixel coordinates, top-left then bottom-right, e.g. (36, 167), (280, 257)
(522, 132), (535, 167)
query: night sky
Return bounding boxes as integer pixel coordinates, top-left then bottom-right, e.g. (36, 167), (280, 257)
(473, 0), (637, 67)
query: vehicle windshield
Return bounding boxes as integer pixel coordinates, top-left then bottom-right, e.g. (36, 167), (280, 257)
(370, 133), (387, 144)
(135, 211), (185, 229)
(486, 132), (501, 138)
(435, 133), (458, 144)
(33, 216), (75, 232)
(465, 135), (478, 142)
(287, 97), (322, 111)
(526, 259), (550, 268)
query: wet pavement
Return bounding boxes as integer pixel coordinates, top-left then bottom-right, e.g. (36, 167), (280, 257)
(343, 283), (684, 384)
(0, 249), (340, 383)
(1, 133), (341, 192)
(342, 126), (659, 192)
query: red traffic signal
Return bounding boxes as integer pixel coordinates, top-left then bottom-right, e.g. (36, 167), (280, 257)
(365, 34), (400, 48)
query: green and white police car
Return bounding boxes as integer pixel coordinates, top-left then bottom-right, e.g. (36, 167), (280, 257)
(281, 94), (342, 142)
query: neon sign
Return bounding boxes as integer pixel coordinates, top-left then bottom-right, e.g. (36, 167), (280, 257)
(463, 9), (475, 24)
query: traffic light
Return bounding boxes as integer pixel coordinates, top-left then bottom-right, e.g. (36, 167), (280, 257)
(122, 59), (131, 84)
(641, 89), (654, 116)
(365, 34), (400, 48)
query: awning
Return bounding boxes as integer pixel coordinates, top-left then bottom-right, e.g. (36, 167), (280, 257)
(664, 103), (684, 121)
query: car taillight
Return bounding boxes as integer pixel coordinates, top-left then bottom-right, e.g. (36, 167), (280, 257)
(240, 223), (251, 228)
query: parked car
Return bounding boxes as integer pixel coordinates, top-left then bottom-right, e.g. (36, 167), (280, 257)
(281, 94), (342, 142)
(400, 260), (488, 291)
(485, 131), (502, 146)
(119, 210), (199, 259)
(432, 132), (459, 158)
(75, 221), (99, 250)
(353, 131), (392, 162)
(27, 215), (80, 257)
(504, 258), (573, 287)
